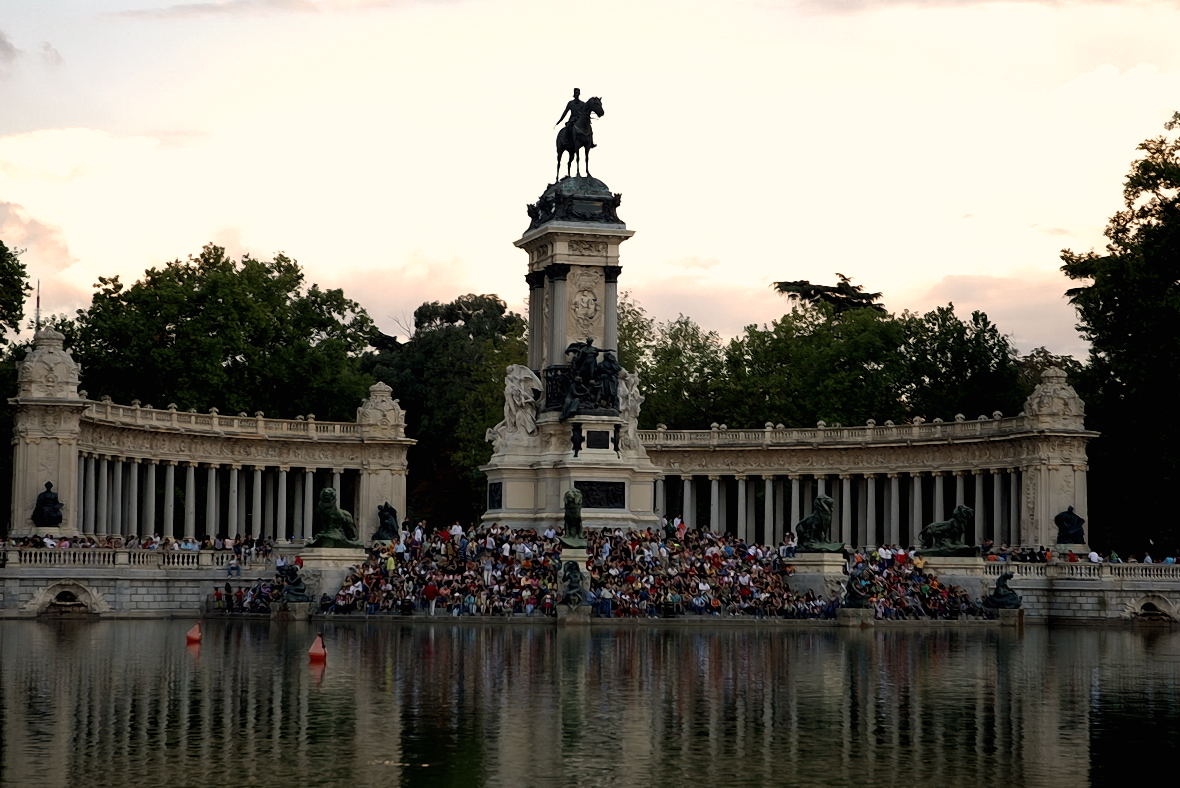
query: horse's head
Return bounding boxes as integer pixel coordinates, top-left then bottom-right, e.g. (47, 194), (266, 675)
(588, 96), (604, 116)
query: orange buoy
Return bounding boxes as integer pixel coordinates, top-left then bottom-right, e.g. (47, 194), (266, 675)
(308, 634), (327, 663)
(185, 623), (202, 643)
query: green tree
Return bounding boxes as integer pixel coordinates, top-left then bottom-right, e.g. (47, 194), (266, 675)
(899, 305), (1025, 420)
(1061, 111), (1180, 553)
(69, 244), (375, 419)
(771, 273), (884, 314)
(615, 290), (654, 374)
(363, 294), (526, 524)
(634, 314), (725, 429)
(0, 241), (32, 343)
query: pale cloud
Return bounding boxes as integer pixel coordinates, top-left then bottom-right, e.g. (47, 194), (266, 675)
(39, 42), (64, 68)
(114, 0), (424, 19)
(0, 30), (19, 73)
(0, 201), (88, 327)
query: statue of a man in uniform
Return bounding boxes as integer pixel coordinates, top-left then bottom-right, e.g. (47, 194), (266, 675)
(555, 88), (596, 149)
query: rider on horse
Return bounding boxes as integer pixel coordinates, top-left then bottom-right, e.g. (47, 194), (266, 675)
(556, 88), (595, 149)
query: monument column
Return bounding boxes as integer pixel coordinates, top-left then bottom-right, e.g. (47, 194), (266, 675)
(603, 266), (621, 350)
(932, 471), (945, 522)
(865, 474), (877, 547)
(163, 462), (176, 539)
(709, 476), (721, 532)
(735, 476), (747, 540)
(887, 473), (900, 546)
(526, 272), (546, 369)
(681, 476), (692, 525)
(84, 454), (97, 535)
(227, 466), (239, 540)
(276, 468), (288, 542)
(546, 265), (569, 368)
(112, 459), (123, 537)
(973, 471), (985, 545)
(251, 466), (263, 538)
(97, 457), (109, 537)
(789, 475), (801, 531)
(954, 470), (966, 507)
(654, 477), (665, 518)
(143, 460), (156, 537)
(127, 459), (139, 538)
(205, 464), (218, 538)
(910, 472), (923, 546)
(992, 469), (1004, 545)
(839, 474), (852, 546)
(183, 462), (197, 539)
(1009, 470), (1020, 548)
(763, 475), (775, 545)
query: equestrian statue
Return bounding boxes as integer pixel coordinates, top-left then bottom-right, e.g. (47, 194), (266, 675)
(555, 88), (605, 181)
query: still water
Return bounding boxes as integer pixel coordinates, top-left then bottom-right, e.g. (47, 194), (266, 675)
(1, 620), (1178, 787)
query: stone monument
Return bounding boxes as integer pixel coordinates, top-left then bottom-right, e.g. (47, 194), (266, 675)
(481, 92), (660, 531)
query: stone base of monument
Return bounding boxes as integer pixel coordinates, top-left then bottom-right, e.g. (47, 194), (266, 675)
(998, 608), (1025, 628)
(273, 602), (312, 621)
(297, 548), (367, 600)
(1054, 543), (1090, 557)
(789, 553), (849, 574)
(557, 605), (591, 624)
(837, 608), (874, 628)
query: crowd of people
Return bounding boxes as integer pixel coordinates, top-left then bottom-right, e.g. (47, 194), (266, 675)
(318, 522), (564, 617)
(846, 550), (989, 619)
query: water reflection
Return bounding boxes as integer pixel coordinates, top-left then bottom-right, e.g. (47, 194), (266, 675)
(2, 621), (1179, 787)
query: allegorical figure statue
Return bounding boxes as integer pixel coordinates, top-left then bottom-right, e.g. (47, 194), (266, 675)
(485, 364), (543, 451)
(983, 572), (1022, 610)
(372, 502), (399, 542)
(563, 488), (584, 539)
(277, 564), (313, 603)
(555, 88), (605, 181)
(1054, 506), (1086, 544)
(560, 560), (586, 608)
(31, 481), (63, 528)
(560, 337), (619, 420)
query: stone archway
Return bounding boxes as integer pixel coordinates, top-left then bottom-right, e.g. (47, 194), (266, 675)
(23, 581), (112, 616)
(1123, 593), (1179, 622)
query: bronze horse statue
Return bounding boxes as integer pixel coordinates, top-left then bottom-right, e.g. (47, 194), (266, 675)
(556, 96), (604, 181)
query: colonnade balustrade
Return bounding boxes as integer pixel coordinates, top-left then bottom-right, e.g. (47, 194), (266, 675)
(652, 469), (1025, 549)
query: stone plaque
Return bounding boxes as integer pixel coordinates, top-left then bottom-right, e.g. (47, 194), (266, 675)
(487, 482), (503, 510)
(574, 481), (626, 509)
(586, 430), (610, 449)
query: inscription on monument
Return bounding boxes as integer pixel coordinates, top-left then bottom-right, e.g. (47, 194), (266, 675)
(574, 480), (626, 509)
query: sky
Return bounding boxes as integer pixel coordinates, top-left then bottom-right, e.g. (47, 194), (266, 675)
(2, 0), (1179, 358)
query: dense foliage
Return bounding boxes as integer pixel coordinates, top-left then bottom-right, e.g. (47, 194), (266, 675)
(363, 294), (527, 525)
(1061, 111), (1180, 552)
(0, 241), (31, 343)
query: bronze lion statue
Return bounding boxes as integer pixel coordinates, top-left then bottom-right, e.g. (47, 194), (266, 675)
(918, 504), (974, 553)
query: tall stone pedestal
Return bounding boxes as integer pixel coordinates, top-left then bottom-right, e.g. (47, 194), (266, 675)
(296, 548), (367, 600)
(481, 176), (659, 532)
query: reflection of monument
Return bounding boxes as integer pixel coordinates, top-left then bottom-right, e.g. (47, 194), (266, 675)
(482, 104), (659, 531)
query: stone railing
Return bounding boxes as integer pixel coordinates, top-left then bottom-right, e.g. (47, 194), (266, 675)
(983, 562), (1180, 580)
(639, 414), (1049, 449)
(83, 400), (366, 440)
(3, 548), (244, 570)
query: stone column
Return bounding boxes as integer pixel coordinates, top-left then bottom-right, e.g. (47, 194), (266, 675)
(263, 471), (275, 540)
(127, 459), (139, 538)
(887, 473), (900, 546)
(789, 475), (801, 532)
(97, 457), (109, 537)
(992, 469), (1004, 545)
(84, 454), (96, 535)
(205, 464), (218, 539)
(933, 472), (945, 522)
(654, 477), (665, 518)
(973, 471), (985, 546)
(865, 474), (877, 547)
(910, 473), (923, 546)
(227, 466), (239, 540)
(954, 471), (965, 507)
(774, 479), (785, 540)
(604, 266), (621, 351)
(764, 476), (775, 546)
(276, 468), (288, 542)
(183, 462), (197, 539)
(332, 469), (342, 494)
(681, 476), (692, 525)
(1009, 470), (1020, 548)
(163, 462), (176, 539)
(735, 477), (747, 541)
(547, 265), (569, 368)
(251, 466), (263, 538)
(840, 474), (852, 546)
(76, 458), (86, 533)
(236, 472), (247, 534)
(525, 271), (545, 369)
(709, 476), (721, 532)
(112, 459), (123, 537)
(303, 469), (315, 539)
(144, 461), (156, 537)
(816, 475), (827, 498)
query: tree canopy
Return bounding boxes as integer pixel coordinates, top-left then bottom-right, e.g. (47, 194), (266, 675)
(69, 244), (375, 420)
(771, 273), (885, 313)
(1061, 111), (1180, 552)
(363, 294), (527, 525)
(0, 241), (31, 343)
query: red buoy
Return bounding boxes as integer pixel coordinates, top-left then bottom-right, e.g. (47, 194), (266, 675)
(308, 634), (327, 663)
(185, 623), (202, 643)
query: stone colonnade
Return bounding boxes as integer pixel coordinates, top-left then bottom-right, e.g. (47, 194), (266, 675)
(653, 468), (1026, 549)
(9, 328), (414, 539)
(643, 368), (1095, 550)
